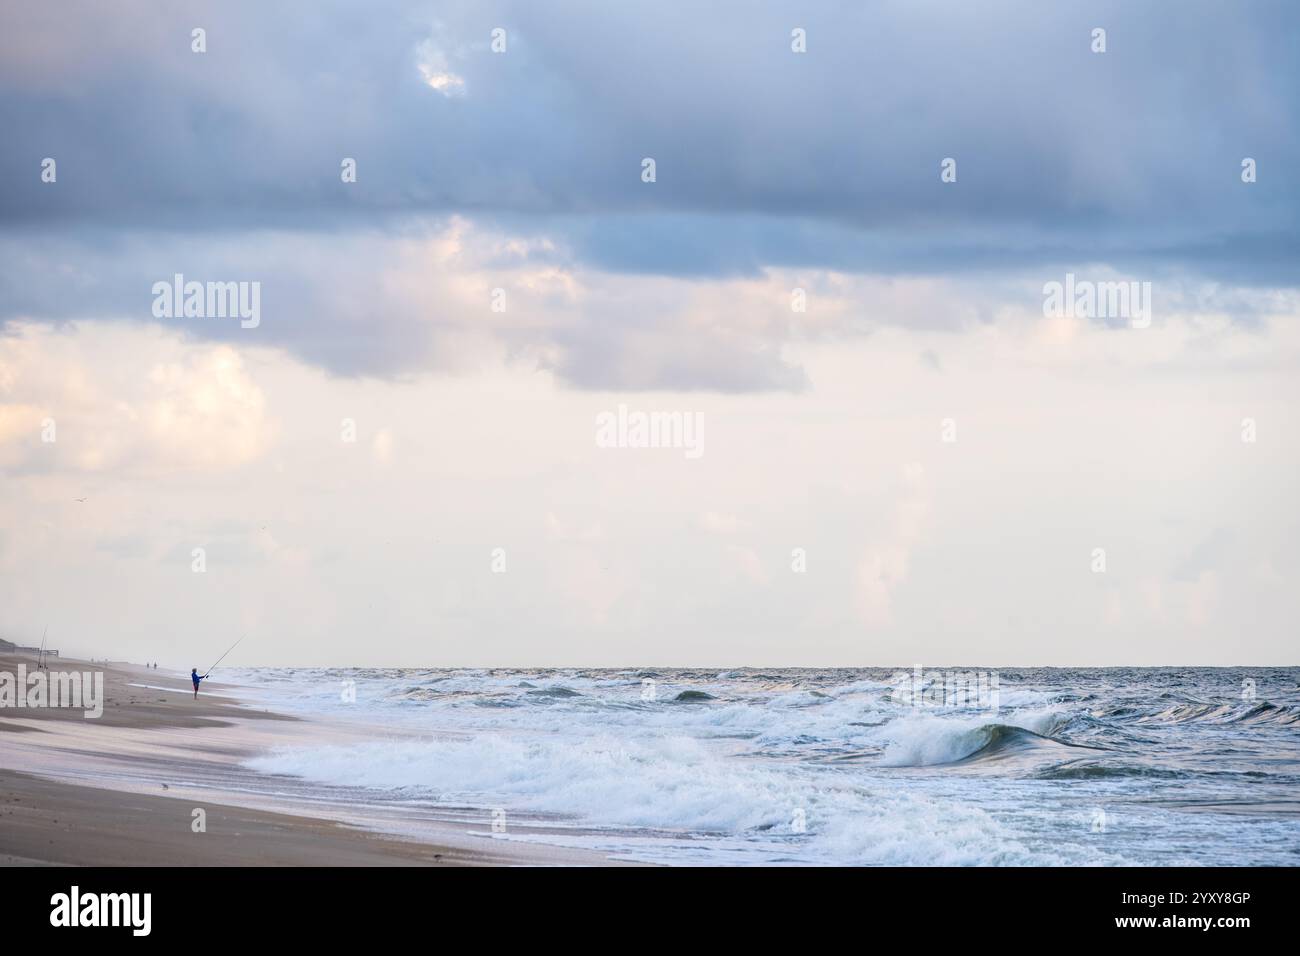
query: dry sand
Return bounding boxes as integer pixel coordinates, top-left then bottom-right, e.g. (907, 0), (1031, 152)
(0, 652), (618, 866)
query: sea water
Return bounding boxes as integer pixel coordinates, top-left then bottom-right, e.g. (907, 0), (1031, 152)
(226, 666), (1300, 866)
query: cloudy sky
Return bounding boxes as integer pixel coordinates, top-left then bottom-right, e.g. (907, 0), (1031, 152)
(1, 1), (1297, 666)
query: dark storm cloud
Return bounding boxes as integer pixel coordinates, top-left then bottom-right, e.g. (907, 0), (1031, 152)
(0, 0), (1296, 385)
(4, 0), (1296, 259)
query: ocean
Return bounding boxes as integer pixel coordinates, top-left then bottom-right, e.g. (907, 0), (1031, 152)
(227, 666), (1300, 866)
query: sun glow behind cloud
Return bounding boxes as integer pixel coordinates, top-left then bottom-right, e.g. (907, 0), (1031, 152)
(416, 40), (466, 96)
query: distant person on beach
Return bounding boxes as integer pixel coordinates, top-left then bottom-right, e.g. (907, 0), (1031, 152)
(191, 668), (205, 699)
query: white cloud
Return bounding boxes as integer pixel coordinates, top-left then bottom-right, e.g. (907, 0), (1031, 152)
(371, 427), (395, 467)
(855, 463), (931, 628)
(0, 322), (271, 476)
(415, 41), (466, 96)
(698, 511), (745, 535)
(1, 285), (1296, 666)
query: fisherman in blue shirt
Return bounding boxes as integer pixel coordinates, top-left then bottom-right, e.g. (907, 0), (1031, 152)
(191, 668), (205, 700)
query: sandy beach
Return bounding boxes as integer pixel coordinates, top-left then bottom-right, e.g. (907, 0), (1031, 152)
(0, 769), (471, 866)
(0, 652), (616, 866)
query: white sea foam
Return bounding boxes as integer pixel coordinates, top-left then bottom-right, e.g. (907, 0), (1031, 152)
(246, 731), (1070, 864)
(226, 666), (1300, 865)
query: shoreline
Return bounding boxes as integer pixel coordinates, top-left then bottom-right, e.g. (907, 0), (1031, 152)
(0, 768), (472, 866)
(0, 652), (621, 866)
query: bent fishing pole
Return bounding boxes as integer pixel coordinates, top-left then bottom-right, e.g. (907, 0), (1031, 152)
(204, 634), (246, 678)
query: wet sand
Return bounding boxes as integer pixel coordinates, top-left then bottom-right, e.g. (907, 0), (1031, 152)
(0, 652), (617, 866)
(0, 652), (288, 730)
(0, 768), (471, 866)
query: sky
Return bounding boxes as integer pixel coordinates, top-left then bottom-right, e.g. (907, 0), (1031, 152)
(0, 1), (1297, 666)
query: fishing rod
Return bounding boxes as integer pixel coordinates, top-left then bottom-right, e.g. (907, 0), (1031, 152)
(37, 625), (47, 670)
(204, 634), (245, 677)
